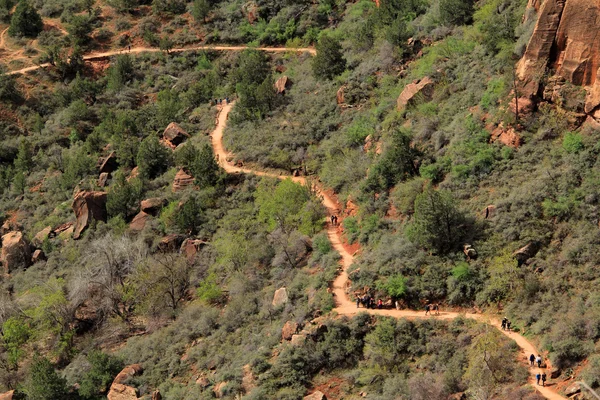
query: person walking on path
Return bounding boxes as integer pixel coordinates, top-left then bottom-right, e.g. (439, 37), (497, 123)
(356, 296), (360, 308)
(433, 304), (440, 315)
(536, 355), (542, 368)
(506, 320), (511, 331)
(330, 215), (336, 226)
(377, 299), (382, 309)
(501, 317), (507, 330)
(536, 373), (541, 385)
(425, 303), (431, 315)
(529, 354), (535, 366)
(541, 372), (547, 387)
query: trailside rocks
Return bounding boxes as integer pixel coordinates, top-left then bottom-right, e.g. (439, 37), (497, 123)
(513, 241), (542, 266)
(140, 198), (167, 215)
(281, 321), (299, 341)
(304, 391), (327, 400)
(397, 77), (434, 111)
(0, 391), (14, 400)
(72, 191), (108, 239)
(1, 231), (32, 273)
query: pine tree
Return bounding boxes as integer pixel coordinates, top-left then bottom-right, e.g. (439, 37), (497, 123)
(8, 1), (43, 38)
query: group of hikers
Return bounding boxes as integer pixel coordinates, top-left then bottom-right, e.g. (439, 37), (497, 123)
(529, 354), (548, 386)
(424, 303), (440, 315)
(330, 215), (339, 226)
(356, 294), (384, 309)
(501, 317), (512, 331)
(214, 98), (230, 106)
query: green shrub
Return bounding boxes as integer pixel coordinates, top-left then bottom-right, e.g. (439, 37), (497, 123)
(107, 172), (143, 220)
(562, 131), (584, 153)
(22, 355), (68, 400)
(78, 351), (123, 399)
(197, 273), (223, 304)
(439, 0), (475, 26)
(136, 136), (172, 179)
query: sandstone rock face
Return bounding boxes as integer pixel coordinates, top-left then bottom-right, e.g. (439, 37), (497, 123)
(141, 198), (166, 215)
(129, 211), (150, 232)
(1, 231), (31, 273)
(484, 205), (496, 219)
(518, 0), (600, 112)
(304, 391), (327, 400)
(152, 390), (162, 400)
(0, 391), (13, 400)
(282, 321), (298, 341)
(272, 287), (289, 307)
(337, 86), (345, 104)
(274, 76), (290, 94)
(242, 364), (256, 394)
(517, 0), (566, 97)
(173, 169), (194, 192)
(107, 364), (143, 400)
(291, 334), (306, 345)
(509, 97), (535, 116)
(213, 381), (229, 398)
(98, 172), (110, 187)
(397, 77), (434, 111)
(163, 122), (190, 148)
(98, 151), (118, 174)
(72, 191), (108, 239)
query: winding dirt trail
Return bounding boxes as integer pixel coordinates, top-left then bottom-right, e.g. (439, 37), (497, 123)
(211, 102), (566, 400)
(4, 45), (316, 76)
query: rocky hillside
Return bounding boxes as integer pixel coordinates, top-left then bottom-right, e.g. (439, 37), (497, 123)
(1, 0), (600, 399)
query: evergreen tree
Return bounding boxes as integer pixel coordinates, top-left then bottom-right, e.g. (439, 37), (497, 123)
(312, 34), (346, 80)
(439, 0), (475, 26)
(192, 0), (211, 23)
(408, 186), (466, 254)
(136, 136), (172, 179)
(8, 0), (43, 38)
(192, 143), (220, 189)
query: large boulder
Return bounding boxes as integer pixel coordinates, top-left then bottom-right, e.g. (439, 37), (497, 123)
(1, 231), (31, 274)
(33, 226), (52, 247)
(337, 86), (345, 104)
(513, 241), (542, 266)
(129, 211), (150, 232)
(158, 234), (186, 252)
(565, 382), (581, 396)
(140, 198), (167, 215)
(272, 287), (289, 307)
(274, 76), (290, 94)
(490, 124), (522, 148)
(304, 391), (327, 400)
(72, 191), (108, 239)
(97, 151), (118, 174)
(397, 77), (434, 111)
(163, 122), (190, 148)
(180, 238), (206, 263)
(107, 364), (143, 400)
(173, 169), (194, 192)
(282, 321), (299, 341)
(32, 249), (46, 263)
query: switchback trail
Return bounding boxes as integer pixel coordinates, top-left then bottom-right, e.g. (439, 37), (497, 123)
(210, 102), (566, 400)
(4, 45), (316, 76)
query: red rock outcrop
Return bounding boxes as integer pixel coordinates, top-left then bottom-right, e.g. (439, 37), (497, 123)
(158, 234), (186, 252)
(97, 151), (118, 174)
(180, 238), (206, 262)
(140, 198), (166, 215)
(274, 76), (290, 94)
(33, 226), (52, 247)
(1, 231), (31, 273)
(490, 124), (522, 148)
(108, 364), (143, 400)
(304, 391), (327, 400)
(129, 211), (150, 232)
(172, 169), (194, 192)
(162, 122), (190, 148)
(282, 321), (299, 341)
(72, 191), (108, 239)
(336, 86), (345, 104)
(397, 77), (434, 111)
(518, 0), (600, 115)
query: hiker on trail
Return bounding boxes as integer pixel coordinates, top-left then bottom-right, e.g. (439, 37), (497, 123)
(377, 299), (383, 309)
(536, 373), (541, 385)
(506, 320), (512, 331)
(128, 45), (131, 52)
(536, 355), (542, 368)
(370, 298), (375, 309)
(433, 304), (439, 315)
(501, 317), (507, 330)
(541, 372), (547, 386)
(529, 354), (535, 366)
(425, 303), (431, 315)
(331, 215), (335, 226)
(356, 296), (360, 308)
(395, 300), (400, 310)
(334, 215), (338, 225)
